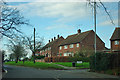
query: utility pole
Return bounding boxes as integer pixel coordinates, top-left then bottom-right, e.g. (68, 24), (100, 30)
(94, 0), (97, 69)
(33, 28), (36, 63)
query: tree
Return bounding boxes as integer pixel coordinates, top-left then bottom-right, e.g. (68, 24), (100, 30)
(9, 53), (15, 61)
(22, 35), (44, 63)
(10, 43), (27, 63)
(0, 1), (29, 39)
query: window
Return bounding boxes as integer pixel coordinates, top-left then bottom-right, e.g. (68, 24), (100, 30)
(60, 53), (62, 56)
(64, 52), (74, 56)
(115, 41), (119, 45)
(70, 44), (74, 48)
(64, 45), (68, 49)
(40, 51), (42, 53)
(76, 43), (79, 47)
(59, 46), (62, 50)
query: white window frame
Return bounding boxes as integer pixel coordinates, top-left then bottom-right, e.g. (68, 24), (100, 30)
(64, 45), (68, 49)
(70, 44), (74, 48)
(76, 43), (79, 47)
(59, 46), (62, 50)
(115, 41), (119, 45)
(64, 52), (74, 56)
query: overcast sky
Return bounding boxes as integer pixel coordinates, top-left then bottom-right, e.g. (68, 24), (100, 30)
(1, 1), (119, 57)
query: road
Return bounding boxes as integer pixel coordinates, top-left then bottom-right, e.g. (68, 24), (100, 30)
(2, 65), (119, 80)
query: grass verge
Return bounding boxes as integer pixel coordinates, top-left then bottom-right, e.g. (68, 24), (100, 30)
(53, 62), (89, 69)
(5, 61), (65, 70)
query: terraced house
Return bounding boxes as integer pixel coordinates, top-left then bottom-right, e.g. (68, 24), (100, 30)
(39, 35), (64, 57)
(110, 27), (120, 53)
(58, 29), (105, 57)
(39, 29), (105, 57)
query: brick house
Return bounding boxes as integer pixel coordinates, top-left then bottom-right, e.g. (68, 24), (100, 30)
(110, 27), (120, 53)
(58, 29), (105, 56)
(40, 35), (64, 57)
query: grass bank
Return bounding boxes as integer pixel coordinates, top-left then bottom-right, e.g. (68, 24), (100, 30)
(5, 61), (65, 70)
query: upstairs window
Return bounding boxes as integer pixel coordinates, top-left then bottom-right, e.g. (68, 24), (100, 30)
(59, 46), (62, 50)
(115, 41), (119, 45)
(70, 44), (74, 48)
(76, 43), (79, 47)
(64, 45), (68, 49)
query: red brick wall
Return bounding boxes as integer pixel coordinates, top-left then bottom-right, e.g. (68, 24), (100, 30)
(111, 40), (120, 51)
(40, 49), (51, 57)
(51, 37), (64, 56)
(82, 31), (105, 51)
(59, 43), (81, 56)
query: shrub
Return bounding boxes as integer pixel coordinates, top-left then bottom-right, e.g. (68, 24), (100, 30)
(44, 56), (90, 62)
(90, 52), (120, 71)
(44, 56), (69, 62)
(35, 55), (45, 59)
(68, 57), (90, 62)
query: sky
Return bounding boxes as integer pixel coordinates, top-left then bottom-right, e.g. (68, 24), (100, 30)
(1, 1), (119, 57)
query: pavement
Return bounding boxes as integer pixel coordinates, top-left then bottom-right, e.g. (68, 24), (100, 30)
(53, 64), (76, 70)
(2, 65), (120, 80)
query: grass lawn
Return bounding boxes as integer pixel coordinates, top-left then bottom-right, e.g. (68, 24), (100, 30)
(5, 61), (65, 70)
(53, 62), (90, 69)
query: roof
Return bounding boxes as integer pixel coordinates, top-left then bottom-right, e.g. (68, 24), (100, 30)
(41, 36), (64, 50)
(59, 30), (93, 46)
(110, 27), (120, 41)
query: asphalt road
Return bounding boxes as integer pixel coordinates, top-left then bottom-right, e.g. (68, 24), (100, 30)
(2, 65), (120, 80)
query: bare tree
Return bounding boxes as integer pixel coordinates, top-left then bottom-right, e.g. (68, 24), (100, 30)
(0, 1), (30, 39)
(22, 35), (44, 57)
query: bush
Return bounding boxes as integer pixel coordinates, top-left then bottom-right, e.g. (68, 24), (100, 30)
(35, 55), (45, 59)
(44, 56), (90, 62)
(68, 57), (90, 62)
(90, 52), (120, 71)
(45, 56), (69, 62)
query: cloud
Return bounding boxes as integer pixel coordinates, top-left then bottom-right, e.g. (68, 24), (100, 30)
(5, 0), (120, 2)
(98, 19), (118, 27)
(45, 24), (74, 30)
(10, 2), (92, 23)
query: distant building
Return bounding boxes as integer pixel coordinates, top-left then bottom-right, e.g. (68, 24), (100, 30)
(58, 29), (105, 56)
(40, 35), (64, 57)
(110, 27), (120, 53)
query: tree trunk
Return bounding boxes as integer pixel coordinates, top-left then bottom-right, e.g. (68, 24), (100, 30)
(15, 57), (18, 63)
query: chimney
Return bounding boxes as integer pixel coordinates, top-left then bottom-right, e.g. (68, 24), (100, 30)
(78, 29), (81, 33)
(49, 40), (50, 43)
(54, 37), (56, 40)
(51, 38), (53, 41)
(57, 35), (60, 38)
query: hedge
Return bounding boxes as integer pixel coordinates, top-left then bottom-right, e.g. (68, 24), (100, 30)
(90, 52), (120, 71)
(44, 56), (90, 62)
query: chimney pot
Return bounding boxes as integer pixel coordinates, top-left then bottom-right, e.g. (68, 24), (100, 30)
(51, 38), (53, 41)
(57, 35), (60, 38)
(78, 29), (81, 33)
(54, 37), (56, 40)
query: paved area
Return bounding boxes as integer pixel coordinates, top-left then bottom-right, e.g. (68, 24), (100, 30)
(53, 64), (76, 70)
(2, 65), (120, 79)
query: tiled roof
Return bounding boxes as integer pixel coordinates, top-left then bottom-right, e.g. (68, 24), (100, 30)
(59, 30), (93, 46)
(41, 36), (64, 50)
(110, 27), (120, 40)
